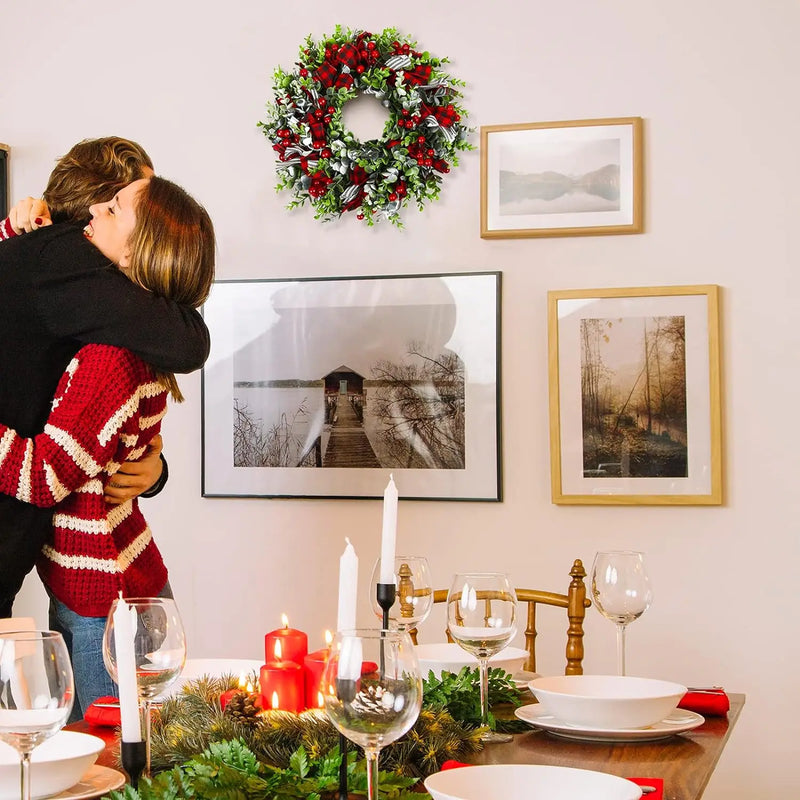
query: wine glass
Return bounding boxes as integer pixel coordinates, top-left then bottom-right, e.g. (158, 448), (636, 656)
(0, 631), (74, 800)
(446, 573), (517, 743)
(370, 556), (434, 633)
(102, 597), (186, 775)
(591, 551), (653, 676)
(322, 628), (422, 800)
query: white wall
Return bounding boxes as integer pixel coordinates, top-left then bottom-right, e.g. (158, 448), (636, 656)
(4, 1), (799, 796)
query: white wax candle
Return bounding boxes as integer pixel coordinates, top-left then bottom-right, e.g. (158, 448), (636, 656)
(337, 538), (359, 632)
(337, 635), (363, 682)
(112, 595), (141, 743)
(379, 474), (398, 584)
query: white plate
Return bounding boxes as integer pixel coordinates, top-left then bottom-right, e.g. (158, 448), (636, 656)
(515, 704), (704, 742)
(415, 643), (527, 679)
(50, 765), (126, 799)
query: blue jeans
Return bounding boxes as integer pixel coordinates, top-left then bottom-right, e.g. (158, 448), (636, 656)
(49, 583), (172, 723)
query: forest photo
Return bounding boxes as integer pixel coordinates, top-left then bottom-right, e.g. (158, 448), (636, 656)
(581, 315), (687, 478)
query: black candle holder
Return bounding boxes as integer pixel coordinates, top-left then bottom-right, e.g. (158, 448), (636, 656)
(376, 582), (396, 630)
(121, 740), (147, 788)
(338, 732), (348, 800)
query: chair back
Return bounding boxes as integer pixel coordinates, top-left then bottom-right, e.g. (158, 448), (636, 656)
(410, 558), (591, 675)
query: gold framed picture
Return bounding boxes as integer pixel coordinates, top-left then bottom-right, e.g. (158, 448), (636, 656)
(548, 285), (722, 505)
(480, 117), (643, 239)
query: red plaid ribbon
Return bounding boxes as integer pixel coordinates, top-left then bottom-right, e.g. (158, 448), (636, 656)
(341, 164), (369, 211)
(404, 64), (431, 85)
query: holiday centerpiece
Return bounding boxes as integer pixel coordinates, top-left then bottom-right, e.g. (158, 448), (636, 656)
(259, 25), (473, 227)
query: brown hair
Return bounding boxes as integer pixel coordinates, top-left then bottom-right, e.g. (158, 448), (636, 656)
(43, 137), (153, 224)
(125, 176), (216, 401)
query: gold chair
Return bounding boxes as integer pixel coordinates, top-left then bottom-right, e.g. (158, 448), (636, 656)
(409, 558), (591, 675)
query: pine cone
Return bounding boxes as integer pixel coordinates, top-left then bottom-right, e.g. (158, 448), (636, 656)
(223, 691), (262, 726)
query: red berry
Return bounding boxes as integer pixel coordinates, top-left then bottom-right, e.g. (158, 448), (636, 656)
(318, 98), (327, 107)
(427, 148), (435, 156)
(388, 193), (398, 201)
(454, 114), (461, 122)
(321, 148), (332, 158)
(314, 109), (323, 119)
(356, 65), (365, 73)
(402, 44), (410, 53)
(357, 213), (365, 220)
(417, 135), (426, 143)
(401, 109), (410, 117)
(327, 106), (336, 114)
(367, 41), (376, 50)
(299, 68), (308, 77)
(323, 115), (332, 123)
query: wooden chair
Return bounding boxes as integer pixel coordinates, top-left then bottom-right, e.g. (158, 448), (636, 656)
(408, 558), (591, 675)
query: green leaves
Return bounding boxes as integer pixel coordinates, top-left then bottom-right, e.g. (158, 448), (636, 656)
(109, 741), (424, 800)
(421, 667), (526, 733)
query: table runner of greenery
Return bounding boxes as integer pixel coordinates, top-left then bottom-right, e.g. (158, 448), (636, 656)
(108, 667), (526, 799)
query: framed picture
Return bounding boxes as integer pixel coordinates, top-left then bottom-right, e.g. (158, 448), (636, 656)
(202, 271), (502, 501)
(548, 285), (721, 505)
(0, 143), (8, 218)
(480, 117), (643, 239)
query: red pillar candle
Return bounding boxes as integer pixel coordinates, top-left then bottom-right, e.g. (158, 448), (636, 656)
(265, 614), (308, 664)
(303, 630), (333, 709)
(259, 660), (304, 713)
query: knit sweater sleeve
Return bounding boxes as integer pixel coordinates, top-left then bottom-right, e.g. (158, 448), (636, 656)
(0, 216), (17, 241)
(0, 344), (166, 508)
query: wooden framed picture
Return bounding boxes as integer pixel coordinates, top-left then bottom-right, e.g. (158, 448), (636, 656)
(548, 285), (722, 505)
(202, 271), (502, 501)
(481, 117), (643, 239)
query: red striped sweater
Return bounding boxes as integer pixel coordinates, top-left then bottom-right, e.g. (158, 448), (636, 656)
(0, 343), (169, 616)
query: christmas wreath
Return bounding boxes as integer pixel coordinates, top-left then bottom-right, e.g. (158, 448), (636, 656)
(259, 26), (473, 227)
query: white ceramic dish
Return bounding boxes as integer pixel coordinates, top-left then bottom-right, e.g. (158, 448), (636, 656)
(415, 643), (527, 679)
(516, 704), (705, 742)
(157, 657), (262, 699)
(0, 731), (105, 800)
(50, 765), (126, 799)
(424, 763), (642, 800)
(529, 674), (687, 729)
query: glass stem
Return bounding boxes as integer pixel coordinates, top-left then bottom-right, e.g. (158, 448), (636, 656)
(20, 750), (32, 800)
(141, 697), (153, 777)
(364, 745), (380, 800)
(478, 656), (490, 728)
(616, 624), (627, 676)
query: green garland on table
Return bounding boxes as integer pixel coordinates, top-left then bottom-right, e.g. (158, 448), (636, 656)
(108, 669), (524, 799)
(258, 25), (474, 227)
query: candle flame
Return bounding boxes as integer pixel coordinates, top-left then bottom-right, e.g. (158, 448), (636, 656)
(271, 691), (279, 709)
(324, 629), (333, 646)
(317, 690), (324, 707)
(281, 613), (289, 628)
(246, 681), (254, 693)
(274, 639), (282, 661)
(237, 672), (247, 690)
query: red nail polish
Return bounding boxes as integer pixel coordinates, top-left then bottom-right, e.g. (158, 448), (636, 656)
(34, 217), (43, 225)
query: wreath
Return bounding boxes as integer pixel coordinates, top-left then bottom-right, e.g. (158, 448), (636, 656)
(259, 26), (473, 227)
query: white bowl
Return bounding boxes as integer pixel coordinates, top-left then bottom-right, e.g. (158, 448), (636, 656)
(415, 643), (527, 679)
(0, 731), (104, 800)
(425, 764), (642, 800)
(529, 674), (687, 729)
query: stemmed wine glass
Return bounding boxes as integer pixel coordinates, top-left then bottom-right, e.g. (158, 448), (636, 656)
(0, 631), (74, 800)
(446, 573), (517, 743)
(370, 556), (433, 633)
(591, 551), (653, 676)
(322, 628), (422, 800)
(102, 597), (186, 776)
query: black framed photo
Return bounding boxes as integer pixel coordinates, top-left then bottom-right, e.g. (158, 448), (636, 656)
(201, 271), (502, 501)
(0, 144), (8, 218)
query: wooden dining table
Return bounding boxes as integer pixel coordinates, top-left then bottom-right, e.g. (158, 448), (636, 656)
(69, 693), (744, 800)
